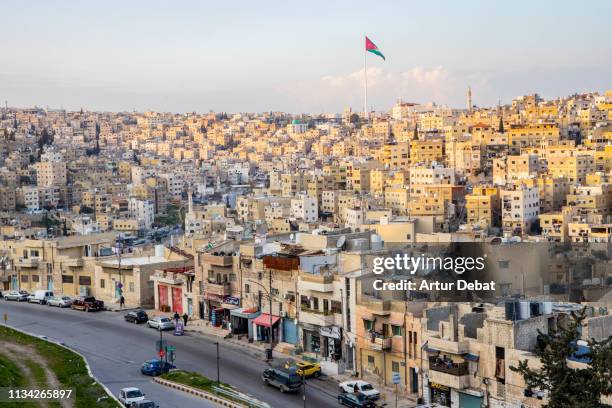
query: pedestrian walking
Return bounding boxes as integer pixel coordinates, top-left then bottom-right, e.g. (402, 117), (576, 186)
(119, 295), (125, 310)
(182, 313), (188, 327)
(173, 311), (180, 325)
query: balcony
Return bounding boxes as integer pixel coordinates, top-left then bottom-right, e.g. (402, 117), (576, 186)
(62, 258), (84, 267)
(204, 282), (232, 298)
(366, 334), (392, 350)
(202, 253), (233, 267)
(299, 306), (337, 326)
(429, 358), (470, 389)
(298, 273), (334, 293)
(428, 337), (469, 354)
(153, 270), (185, 285)
(18, 258), (39, 268)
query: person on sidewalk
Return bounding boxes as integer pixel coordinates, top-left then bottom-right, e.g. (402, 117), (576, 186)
(119, 296), (125, 310)
(182, 313), (188, 327)
(173, 311), (180, 325)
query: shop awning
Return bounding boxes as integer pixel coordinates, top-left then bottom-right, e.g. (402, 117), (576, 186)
(230, 308), (261, 319)
(253, 313), (281, 328)
(464, 353), (480, 362)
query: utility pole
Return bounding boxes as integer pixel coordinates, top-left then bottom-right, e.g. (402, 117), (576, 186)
(215, 342), (220, 384)
(302, 373), (306, 408)
(268, 268), (273, 358)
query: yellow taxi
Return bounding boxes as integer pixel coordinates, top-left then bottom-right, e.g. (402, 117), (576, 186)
(284, 361), (322, 378)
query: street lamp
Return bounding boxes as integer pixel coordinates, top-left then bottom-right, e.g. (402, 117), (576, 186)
(248, 273), (274, 361)
(214, 341), (220, 384)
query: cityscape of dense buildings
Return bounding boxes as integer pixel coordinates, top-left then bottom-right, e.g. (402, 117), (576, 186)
(0, 90), (611, 407)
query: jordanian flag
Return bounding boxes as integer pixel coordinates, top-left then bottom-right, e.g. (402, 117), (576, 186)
(365, 36), (385, 60)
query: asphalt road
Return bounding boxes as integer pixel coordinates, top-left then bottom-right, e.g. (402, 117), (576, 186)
(0, 300), (340, 408)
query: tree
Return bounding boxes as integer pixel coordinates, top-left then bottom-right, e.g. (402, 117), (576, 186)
(510, 309), (612, 408)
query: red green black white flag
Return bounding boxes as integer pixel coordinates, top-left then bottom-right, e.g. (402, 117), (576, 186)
(365, 36), (385, 60)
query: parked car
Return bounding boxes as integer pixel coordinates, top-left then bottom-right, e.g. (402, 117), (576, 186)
(28, 290), (54, 304)
(284, 361), (322, 378)
(337, 392), (377, 407)
(129, 400), (158, 408)
(262, 367), (303, 393)
(47, 296), (72, 307)
(71, 296), (104, 312)
(140, 359), (175, 376)
(124, 310), (149, 324)
(147, 317), (174, 330)
(118, 387), (146, 407)
(3, 290), (29, 301)
(339, 381), (380, 400)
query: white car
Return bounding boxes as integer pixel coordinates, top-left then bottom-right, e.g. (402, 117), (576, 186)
(339, 380), (380, 400)
(28, 290), (54, 304)
(118, 387), (145, 407)
(147, 317), (175, 331)
(3, 290), (29, 301)
(47, 296), (72, 307)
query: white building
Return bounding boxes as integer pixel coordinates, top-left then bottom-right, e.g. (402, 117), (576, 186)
(410, 163), (455, 185)
(291, 194), (318, 223)
(501, 184), (540, 236)
(128, 198), (155, 230)
(160, 173), (184, 199)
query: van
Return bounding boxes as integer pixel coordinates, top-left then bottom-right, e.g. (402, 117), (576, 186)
(28, 290), (54, 304)
(262, 368), (302, 393)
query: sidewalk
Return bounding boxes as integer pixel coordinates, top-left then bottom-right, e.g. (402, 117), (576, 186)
(173, 317), (421, 407)
(110, 309), (421, 407)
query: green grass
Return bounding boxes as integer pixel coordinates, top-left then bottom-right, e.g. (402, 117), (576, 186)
(0, 354), (38, 408)
(0, 326), (120, 408)
(24, 359), (47, 386)
(161, 370), (244, 403)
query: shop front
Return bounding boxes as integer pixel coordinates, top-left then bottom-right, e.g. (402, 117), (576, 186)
(429, 382), (451, 407)
(252, 313), (281, 343)
(319, 326), (342, 361)
(229, 307), (260, 339)
(302, 323), (321, 354)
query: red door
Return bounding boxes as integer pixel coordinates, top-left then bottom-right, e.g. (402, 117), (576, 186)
(172, 287), (183, 314)
(158, 285), (168, 310)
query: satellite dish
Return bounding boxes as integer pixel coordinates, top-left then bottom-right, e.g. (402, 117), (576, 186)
(336, 236), (346, 248)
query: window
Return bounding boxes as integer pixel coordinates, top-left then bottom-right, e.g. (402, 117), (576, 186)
(364, 319), (374, 331)
(331, 300), (342, 314)
(271, 288), (279, 296)
(301, 295), (309, 307)
(392, 325), (403, 336)
(79, 276), (91, 286)
(61, 275), (73, 284)
(21, 275), (29, 283)
(129, 282), (134, 292)
(391, 361), (400, 374)
(245, 284), (250, 294)
(100, 279), (105, 289)
(367, 355), (375, 367)
(32, 275), (40, 282)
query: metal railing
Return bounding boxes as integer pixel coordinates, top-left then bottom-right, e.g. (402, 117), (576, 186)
(212, 386), (270, 408)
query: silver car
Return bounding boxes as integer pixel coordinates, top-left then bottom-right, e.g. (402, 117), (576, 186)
(47, 296), (72, 307)
(147, 317), (175, 331)
(3, 290), (29, 301)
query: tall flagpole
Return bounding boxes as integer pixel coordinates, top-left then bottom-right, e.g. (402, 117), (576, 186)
(364, 34), (368, 122)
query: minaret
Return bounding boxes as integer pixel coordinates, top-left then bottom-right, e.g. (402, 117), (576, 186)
(187, 189), (194, 215)
(467, 86), (473, 112)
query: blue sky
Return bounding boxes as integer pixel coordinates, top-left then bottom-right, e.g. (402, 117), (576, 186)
(1, 0), (610, 113)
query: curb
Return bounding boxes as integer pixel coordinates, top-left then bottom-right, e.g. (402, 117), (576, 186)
(4, 325), (123, 407)
(153, 377), (243, 407)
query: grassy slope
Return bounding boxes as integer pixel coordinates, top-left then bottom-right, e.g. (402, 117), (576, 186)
(0, 326), (120, 408)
